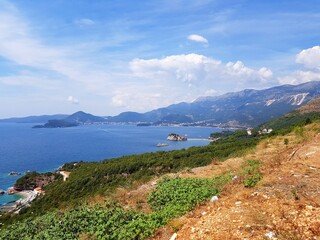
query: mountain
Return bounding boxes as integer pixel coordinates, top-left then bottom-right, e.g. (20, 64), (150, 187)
(262, 96), (320, 130)
(0, 114), (68, 123)
(32, 111), (107, 128)
(297, 96), (320, 114)
(65, 111), (106, 124)
(107, 81), (320, 127)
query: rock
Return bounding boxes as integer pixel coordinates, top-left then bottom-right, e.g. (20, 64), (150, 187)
(232, 175), (238, 181)
(210, 196), (219, 202)
(201, 211), (207, 216)
(306, 205), (313, 210)
(169, 233), (177, 240)
(265, 231), (276, 239)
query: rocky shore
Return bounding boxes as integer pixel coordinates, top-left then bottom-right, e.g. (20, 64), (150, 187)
(0, 190), (39, 214)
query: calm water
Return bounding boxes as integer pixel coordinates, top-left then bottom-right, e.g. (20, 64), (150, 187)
(0, 123), (220, 205)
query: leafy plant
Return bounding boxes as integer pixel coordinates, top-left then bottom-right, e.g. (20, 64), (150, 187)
(242, 159), (262, 188)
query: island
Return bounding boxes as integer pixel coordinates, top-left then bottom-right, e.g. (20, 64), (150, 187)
(167, 133), (187, 141)
(33, 119), (78, 128)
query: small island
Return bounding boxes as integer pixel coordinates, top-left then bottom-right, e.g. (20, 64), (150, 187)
(33, 119), (78, 128)
(167, 133), (187, 141)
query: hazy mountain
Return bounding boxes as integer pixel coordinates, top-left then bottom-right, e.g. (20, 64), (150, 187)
(31, 111), (107, 128)
(0, 114), (68, 123)
(65, 111), (106, 124)
(107, 81), (320, 127)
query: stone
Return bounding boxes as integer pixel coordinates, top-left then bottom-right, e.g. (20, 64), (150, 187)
(210, 196), (219, 202)
(170, 233), (177, 240)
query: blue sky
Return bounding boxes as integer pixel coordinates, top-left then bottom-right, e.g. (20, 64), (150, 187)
(0, 0), (320, 118)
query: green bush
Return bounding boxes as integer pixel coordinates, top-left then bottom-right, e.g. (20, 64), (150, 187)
(242, 159), (262, 188)
(148, 176), (230, 216)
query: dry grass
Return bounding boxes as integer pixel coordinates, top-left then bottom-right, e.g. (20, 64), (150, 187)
(174, 123), (320, 240)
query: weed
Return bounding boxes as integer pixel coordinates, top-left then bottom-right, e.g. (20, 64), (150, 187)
(242, 160), (262, 188)
(291, 188), (300, 200)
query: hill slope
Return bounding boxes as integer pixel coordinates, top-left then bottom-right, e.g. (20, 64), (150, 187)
(173, 124), (320, 240)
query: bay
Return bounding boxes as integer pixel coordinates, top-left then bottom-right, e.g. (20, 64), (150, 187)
(0, 123), (221, 205)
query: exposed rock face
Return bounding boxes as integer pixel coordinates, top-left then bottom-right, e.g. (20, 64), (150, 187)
(298, 96), (320, 114)
(14, 172), (60, 191)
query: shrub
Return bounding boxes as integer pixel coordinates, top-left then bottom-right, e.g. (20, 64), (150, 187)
(242, 160), (262, 188)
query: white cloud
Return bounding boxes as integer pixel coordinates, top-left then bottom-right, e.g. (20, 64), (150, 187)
(278, 70), (320, 85)
(187, 34), (208, 44)
(75, 18), (96, 26)
(130, 53), (272, 85)
(296, 46), (320, 69)
(123, 53), (275, 110)
(67, 96), (79, 104)
(258, 67), (273, 79)
(279, 46), (320, 85)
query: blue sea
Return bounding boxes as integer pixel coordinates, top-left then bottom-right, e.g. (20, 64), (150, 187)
(0, 123), (221, 205)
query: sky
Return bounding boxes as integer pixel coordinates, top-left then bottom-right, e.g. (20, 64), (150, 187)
(0, 0), (320, 118)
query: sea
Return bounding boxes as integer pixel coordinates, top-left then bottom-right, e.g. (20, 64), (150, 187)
(0, 123), (221, 205)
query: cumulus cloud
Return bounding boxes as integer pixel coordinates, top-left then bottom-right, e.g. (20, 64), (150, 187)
(123, 53), (275, 110)
(280, 46), (320, 85)
(75, 18), (96, 26)
(67, 96), (79, 104)
(130, 53), (273, 86)
(111, 89), (170, 111)
(278, 70), (320, 85)
(296, 46), (320, 69)
(187, 34), (208, 44)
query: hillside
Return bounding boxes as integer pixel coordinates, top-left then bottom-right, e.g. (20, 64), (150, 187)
(262, 96), (320, 131)
(298, 96), (320, 114)
(158, 123), (320, 239)
(107, 81), (320, 127)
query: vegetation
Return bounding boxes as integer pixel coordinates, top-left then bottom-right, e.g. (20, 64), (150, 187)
(210, 130), (234, 138)
(0, 176), (230, 240)
(33, 119), (78, 128)
(262, 111), (320, 135)
(148, 176), (230, 215)
(242, 159), (262, 188)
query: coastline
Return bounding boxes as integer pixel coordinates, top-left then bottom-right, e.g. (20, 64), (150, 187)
(0, 190), (37, 213)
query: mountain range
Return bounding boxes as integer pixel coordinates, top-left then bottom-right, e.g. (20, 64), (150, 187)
(1, 81), (320, 128)
(106, 81), (320, 127)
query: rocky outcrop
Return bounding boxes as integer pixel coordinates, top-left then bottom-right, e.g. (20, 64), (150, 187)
(298, 96), (320, 114)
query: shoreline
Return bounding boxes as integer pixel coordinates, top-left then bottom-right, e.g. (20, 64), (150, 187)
(0, 190), (37, 213)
